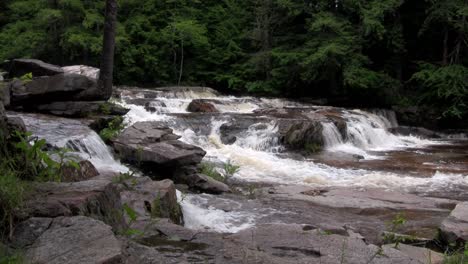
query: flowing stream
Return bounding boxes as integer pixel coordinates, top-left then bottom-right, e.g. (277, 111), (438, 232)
(10, 87), (468, 234)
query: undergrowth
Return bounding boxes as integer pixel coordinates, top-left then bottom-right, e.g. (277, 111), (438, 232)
(99, 116), (125, 142)
(0, 130), (79, 239)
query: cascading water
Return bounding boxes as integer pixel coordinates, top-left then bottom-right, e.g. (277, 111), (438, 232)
(9, 112), (128, 173)
(10, 86), (466, 235)
(119, 89), (462, 187)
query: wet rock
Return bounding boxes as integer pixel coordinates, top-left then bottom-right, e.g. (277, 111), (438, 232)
(389, 126), (441, 139)
(187, 99), (218, 113)
(21, 179), (124, 230)
(440, 202), (468, 244)
(26, 216), (123, 264)
(281, 120), (324, 151)
(60, 160), (100, 182)
(9, 73), (98, 104)
(119, 177), (183, 225)
(112, 122), (205, 171)
(62, 65), (100, 79)
(175, 173), (230, 194)
(31, 101), (129, 117)
(7, 59), (64, 78)
(11, 217), (53, 249)
(0, 81), (10, 107)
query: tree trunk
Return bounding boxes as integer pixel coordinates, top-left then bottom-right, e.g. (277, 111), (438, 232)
(178, 39), (184, 86)
(99, 0), (118, 100)
(442, 29), (448, 66)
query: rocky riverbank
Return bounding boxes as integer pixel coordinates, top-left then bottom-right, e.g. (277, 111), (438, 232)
(1, 59), (467, 263)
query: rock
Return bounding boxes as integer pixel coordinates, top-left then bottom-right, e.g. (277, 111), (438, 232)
(11, 217), (53, 248)
(113, 121), (180, 144)
(222, 224), (423, 264)
(7, 59), (64, 78)
(62, 65), (100, 79)
(119, 177), (183, 225)
(440, 202), (468, 244)
(32, 101), (129, 117)
(9, 73), (97, 104)
(257, 186), (454, 244)
(0, 102), (7, 136)
(21, 179), (124, 230)
(112, 122), (206, 173)
(389, 126), (441, 139)
(26, 216), (123, 264)
(6, 116), (26, 134)
(281, 120), (324, 151)
(382, 244), (444, 264)
(175, 173), (230, 194)
(187, 99), (218, 113)
(60, 160), (100, 182)
(0, 81), (10, 107)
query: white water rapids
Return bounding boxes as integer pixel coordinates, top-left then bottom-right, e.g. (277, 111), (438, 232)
(119, 88), (462, 189)
(11, 87), (467, 234)
(116, 88), (467, 232)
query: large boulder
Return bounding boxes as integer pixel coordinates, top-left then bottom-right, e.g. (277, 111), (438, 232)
(118, 177), (183, 225)
(281, 120), (324, 151)
(112, 122), (206, 173)
(174, 173), (230, 194)
(440, 202), (468, 244)
(10, 218), (53, 249)
(25, 216), (123, 264)
(9, 73), (98, 104)
(32, 101), (129, 117)
(21, 179), (124, 230)
(7, 59), (64, 78)
(60, 160), (100, 182)
(187, 99), (218, 113)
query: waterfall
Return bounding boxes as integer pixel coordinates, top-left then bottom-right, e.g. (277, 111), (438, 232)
(235, 122), (282, 152)
(11, 113), (128, 173)
(322, 122), (344, 147)
(65, 133), (128, 172)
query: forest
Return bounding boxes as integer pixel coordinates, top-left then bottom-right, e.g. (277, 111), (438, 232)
(0, 0), (467, 122)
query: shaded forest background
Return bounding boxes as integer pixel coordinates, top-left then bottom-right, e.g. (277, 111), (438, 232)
(0, 0), (467, 123)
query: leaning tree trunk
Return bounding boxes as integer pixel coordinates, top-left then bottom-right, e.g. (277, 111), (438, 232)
(99, 0), (118, 100)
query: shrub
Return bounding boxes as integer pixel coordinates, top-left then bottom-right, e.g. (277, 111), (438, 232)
(199, 162), (224, 182)
(99, 116), (125, 142)
(223, 160), (240, 182)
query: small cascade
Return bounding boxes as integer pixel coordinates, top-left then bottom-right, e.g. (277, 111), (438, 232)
(371, 109), (398, 128)
(343, 110), (405, 150)
(322, 122), (344, 147)
(65, 133), (128, 172)
(235, 122), (282, 152)
(11, 113), (128, 173)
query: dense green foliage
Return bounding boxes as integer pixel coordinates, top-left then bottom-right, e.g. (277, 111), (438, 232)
(0, 0), (467, 121)
(0, 130), (78, 238)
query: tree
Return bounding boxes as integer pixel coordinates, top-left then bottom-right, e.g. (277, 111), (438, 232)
(99, 0), (118, 100)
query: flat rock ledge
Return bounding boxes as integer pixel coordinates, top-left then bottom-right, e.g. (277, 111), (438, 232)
(23, 216), (123, 264)
(123, 223), (444, 264)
